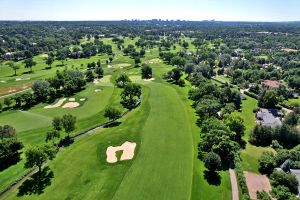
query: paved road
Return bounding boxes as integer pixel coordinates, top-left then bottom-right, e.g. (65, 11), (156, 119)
(229, 168), (239, 200)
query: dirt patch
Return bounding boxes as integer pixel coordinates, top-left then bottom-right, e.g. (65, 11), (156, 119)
(69, 98), (75, 102)
(106, 141), (137, 163)
(62, 102), (80, 108)
(244, 171), (272, 200)
(45, 98), (67, 109)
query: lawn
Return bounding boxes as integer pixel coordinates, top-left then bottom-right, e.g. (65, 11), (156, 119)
(236, 95), (274, 173)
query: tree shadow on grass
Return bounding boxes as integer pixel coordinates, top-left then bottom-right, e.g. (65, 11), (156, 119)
(204, 170), (221, 186)
(17, 167), (54, 196)
(104, 121), (122, 128)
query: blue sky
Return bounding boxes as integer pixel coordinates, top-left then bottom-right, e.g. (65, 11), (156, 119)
(0, 0), (299, 21)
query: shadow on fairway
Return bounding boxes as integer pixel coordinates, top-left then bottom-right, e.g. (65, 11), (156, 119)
(17, 167), (54, 196)
(204, 170), (221, 186)
(104, 121), (122, 128)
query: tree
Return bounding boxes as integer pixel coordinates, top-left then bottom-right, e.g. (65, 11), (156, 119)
(249, 125), (274, 146)
(32, 80), (50, 101)
(0, 125), (16, 141)
(61, 114), (76, 137)
(45, 130), (60, 145)
(3, 97), (12, 108)
(46, 56), (54, 69)
(23, 58), (37, 73)
(52, 117), (62, 131)
(121, 83), (142, 110)
(270, 171), (299, 195)
(204, 152), (222, 172)
(104, 107), (122, 120)
(116, 74), (132, 88)
(85, 70), (95, 82)
(184, 63), (195, 76)
(6, 61), (20, 76)
(272, 186), (298, 200)
(141, 64), (152, 79)
(171, 56), (186, 68)
(256, 191), (272, 200)
(284, 112), (298, 126)
(94, 66), (104, 78)
(259, 152), (276, 175)
(258, 90), (278, 109)
(223, 114), (245, 141)
(196, 99), (221, 119)
(134, 57), (141, 66)
(24, 144), (56, 172)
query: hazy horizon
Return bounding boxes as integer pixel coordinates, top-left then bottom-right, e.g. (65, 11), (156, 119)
(0, 0), (300, 22)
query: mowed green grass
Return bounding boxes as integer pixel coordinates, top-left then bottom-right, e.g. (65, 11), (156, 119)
(4, 69), (196, 200)
(236, 96), (274, 173)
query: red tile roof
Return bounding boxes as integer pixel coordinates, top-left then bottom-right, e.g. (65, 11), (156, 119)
(262, 80), (280, 89)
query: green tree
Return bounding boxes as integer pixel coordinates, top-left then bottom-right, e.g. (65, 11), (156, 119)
(141, 64), (152, 79)
(258, 152), (276, 175)
(0, 125), (16, 141)
(6, 61), (20, 76)
(258, 90), (278, 109)
(85, 70), (95, 82)
(61, 114), (76, 137)
(94, 66), (104, 78)
(272, 186), (298, 200)
(24, 144), (56, 172)
(204, 152), (222, 172)
(52, 117), (62, 131)
(3, 98), (12, 108)
(270, 171), (299, 195)
(121, 83), (142, 110)
(116, 74), (132, 88)
(196, 99), (221, 119)
(284, 112), (298, 126)
(104, 107), (122, 120)
(223, 114), (245, 141)
(32, 80), (50, 101)
(46, 56), (54, 69)
(23, 58), (37, 73)
(45, 130), (60, 145)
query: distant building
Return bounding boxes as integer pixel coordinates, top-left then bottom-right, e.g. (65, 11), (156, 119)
(262, 80), (280, 90)
(256, 108), (283, 128)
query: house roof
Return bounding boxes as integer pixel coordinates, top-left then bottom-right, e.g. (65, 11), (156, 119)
(262, 80), (280, 89)
(256, 109), (282, 128)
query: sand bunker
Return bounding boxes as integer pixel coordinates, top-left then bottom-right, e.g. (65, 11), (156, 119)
(62, 102), (80, 108)
(45, 98), (67, 109)
(93, 79), (100, 84)
(95, 89), (102, 92)
(114, 63), (131, 68)
(244, 171), (272, 200)
(107, 65), (113, 68)
(143, 78), (155, 82)
(80, 98), (86, 102)
(16, 78), (30, 81)
(106, 141), (137, 163)
(69, 98), (75, 102)
(145, 59), (162, 64)
(0, 80), (6, 83)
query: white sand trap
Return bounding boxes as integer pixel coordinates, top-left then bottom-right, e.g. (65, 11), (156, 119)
(143, 78), (155, 82)
(106, 141), (137, 163)
(62, 102), (80, 108)
(93, 79), (100, 84)
(95, 89), (102, 92)
(145, 59), (162, 64)
(107, 65), (113, 68)
(69, 98), (75, 101)
(0, 80), (6, 83)
(80, 98), (86, 102)
(45, 98), (67, 109)
(114, 63), (131, 68)
(16, 78), (30, 81)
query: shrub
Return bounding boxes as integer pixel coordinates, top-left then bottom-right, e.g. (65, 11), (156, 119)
(270, 170), (299, 195)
